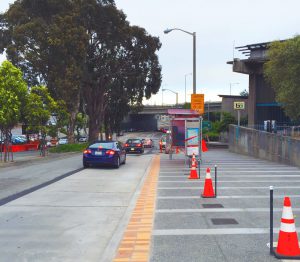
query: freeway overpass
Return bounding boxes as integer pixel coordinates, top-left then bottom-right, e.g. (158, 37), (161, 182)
(134, 102), (221, 114)
(121, 102), (221, 131)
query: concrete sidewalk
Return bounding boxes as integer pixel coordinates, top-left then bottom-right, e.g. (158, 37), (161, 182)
(150, 149), (300, 261)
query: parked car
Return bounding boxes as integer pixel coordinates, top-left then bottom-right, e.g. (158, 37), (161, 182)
(12, 135), (27, 144)
(143, 138), (154, 148)
(124, 138), (144, 154)
(78, 136), (88, 142)
(83, 141), (126, 168)
(58, 137), (68, 145)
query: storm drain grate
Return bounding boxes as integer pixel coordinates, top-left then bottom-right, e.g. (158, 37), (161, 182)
(211, 218), (238, 225)
(202, 204), (224, 208)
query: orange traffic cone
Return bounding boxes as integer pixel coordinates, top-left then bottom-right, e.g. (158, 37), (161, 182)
(201, 168), (215, 198)
(176, 147), (180, 154)
(159, 141), (162, 153)
(191, 153), (197, 168)
(274, 197), (300, 258)
(188, 156), (198, 179)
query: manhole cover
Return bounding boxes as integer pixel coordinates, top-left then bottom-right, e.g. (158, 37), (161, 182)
(202, 204), (224, 208)
(211, 218), (238, 225)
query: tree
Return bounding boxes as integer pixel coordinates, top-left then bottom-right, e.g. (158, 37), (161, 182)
(24, 86), (68, 156)
(0, 61), (27, 162)
(0, 0), (88, 142)
(264, 36), (300, 121)
(81, 3), (161, 141)
(1, 0), (162, 143)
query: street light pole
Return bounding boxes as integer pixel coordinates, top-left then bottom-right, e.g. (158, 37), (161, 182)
(164, 28), (197, 94)
(193, 32), (196, 94)
(185, 73), (192, 103)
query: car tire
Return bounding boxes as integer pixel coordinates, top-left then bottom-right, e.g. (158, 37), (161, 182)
(122, 155), (126, 165)
(114, 157), (120, 168)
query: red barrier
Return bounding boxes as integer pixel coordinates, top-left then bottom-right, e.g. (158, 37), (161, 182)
(0, 143), (39, 152)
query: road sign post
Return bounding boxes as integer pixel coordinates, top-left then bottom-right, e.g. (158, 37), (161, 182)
(233, 101), (245, 127)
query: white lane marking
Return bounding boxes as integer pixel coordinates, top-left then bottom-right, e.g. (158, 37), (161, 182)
(158, 180), (300, 183)
(153, 228), (284, 236)
(158, 186), (300, 189)
(160, 175), (300, 178)
(160, 167), (299, 170)
(160, 171), (300, 173)
(156, 208), (300, 213)
(157, 195), (300, 199)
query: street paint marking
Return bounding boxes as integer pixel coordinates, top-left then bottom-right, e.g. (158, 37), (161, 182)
(160, 170), (300, 173)
(158, 180), (300, 183)
(161, 167), (299, 170)
(157, 195), (300, 199)
(156, 208), (300, 213)
(153, 228), (285, 236)
(158, 186), (300, 189)
(159, 175), (300, 178)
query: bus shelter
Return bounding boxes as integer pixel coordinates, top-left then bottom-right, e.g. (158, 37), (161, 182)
(166, 109), (203, 163)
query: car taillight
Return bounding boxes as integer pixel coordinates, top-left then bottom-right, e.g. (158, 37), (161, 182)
(106, 150), (115, 155)
(83, 149), (91, 154)
(137, 143), (141, 147)
(125, 143), (129, 147)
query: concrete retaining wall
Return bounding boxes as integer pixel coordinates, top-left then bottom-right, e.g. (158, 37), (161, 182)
(229, 125), (300, 167)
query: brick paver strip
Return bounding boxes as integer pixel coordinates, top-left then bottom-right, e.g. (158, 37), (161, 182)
(114, 155), (160, 262)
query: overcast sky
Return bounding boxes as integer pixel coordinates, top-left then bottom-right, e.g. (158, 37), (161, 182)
(1, 0), (299, 104)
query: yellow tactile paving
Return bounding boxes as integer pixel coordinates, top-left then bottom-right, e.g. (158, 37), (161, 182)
(113, 155), (160, 262)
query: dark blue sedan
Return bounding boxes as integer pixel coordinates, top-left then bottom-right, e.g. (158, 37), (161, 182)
(83, 141), (126, 168)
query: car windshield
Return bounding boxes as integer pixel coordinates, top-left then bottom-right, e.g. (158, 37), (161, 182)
(89, 142), (115, 149)
(126, 139), (141, 144)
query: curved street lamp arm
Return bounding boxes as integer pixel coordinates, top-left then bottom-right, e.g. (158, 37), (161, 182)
(162, 88), (177, 95)
(164, 28), (194, 36)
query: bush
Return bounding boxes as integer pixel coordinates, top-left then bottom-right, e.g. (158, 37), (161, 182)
(49, 143), (88, 153)
(204, 131), (220, 141)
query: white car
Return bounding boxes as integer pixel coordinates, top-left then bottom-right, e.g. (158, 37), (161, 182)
(58, 138), (68, 145)
(78, 136), (88, 142)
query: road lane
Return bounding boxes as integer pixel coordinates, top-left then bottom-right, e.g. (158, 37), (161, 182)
(0, 154), (83, 201)
(0, 152), (155, 262)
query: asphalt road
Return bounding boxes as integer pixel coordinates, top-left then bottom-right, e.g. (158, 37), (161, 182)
(0, 132), (165, 262)
(150, 149), (300, 262)
(0, 149), (158, 262)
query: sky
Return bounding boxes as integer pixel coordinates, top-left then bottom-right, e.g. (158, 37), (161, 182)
(1, 0), (299, 105)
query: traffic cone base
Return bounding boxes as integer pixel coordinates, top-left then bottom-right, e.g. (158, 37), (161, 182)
(273, 197), (300, 258)
(189, 169), (198, 179)
(201, 168), (215, 198)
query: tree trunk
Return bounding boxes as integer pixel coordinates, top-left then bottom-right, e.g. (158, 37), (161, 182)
(88, 114), (101, 142)
(67, 111), (78, 144)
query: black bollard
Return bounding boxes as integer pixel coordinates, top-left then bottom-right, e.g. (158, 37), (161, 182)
(215, 165), (217, 197)
(270, 186), (274, 255)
